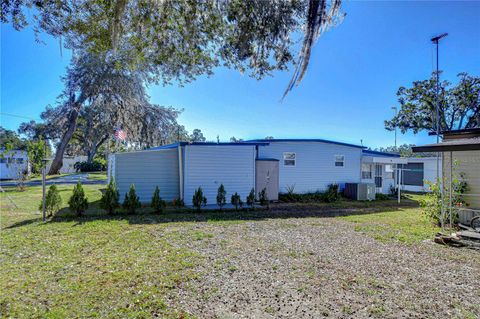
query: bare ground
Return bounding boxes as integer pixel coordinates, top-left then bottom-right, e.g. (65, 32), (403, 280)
(160, 217), (480, 319)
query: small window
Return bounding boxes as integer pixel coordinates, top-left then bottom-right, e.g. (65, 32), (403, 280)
(335, 155), (344, 167)
(384, 164), (394, 179)
(361, 163), (372, 179)
(283, 152), (296, 166)
(16, 158), (24, 164)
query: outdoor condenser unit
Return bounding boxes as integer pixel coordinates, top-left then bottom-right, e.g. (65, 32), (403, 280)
(344, 183), (376, 201)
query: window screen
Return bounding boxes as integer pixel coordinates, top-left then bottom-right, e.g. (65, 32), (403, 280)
(335, 155), (344, 167)
(283, 152), (296, 166)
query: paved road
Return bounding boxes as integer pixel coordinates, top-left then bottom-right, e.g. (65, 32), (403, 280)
(0, 173), (107, 187)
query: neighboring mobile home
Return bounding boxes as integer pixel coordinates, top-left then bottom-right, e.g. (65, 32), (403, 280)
(108, 138), (416, 205)
(0, 150), (29, 180)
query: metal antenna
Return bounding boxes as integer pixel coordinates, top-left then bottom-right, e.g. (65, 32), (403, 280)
(430, 32), (448, 182)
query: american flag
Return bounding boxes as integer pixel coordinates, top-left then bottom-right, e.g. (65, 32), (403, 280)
(114, 129), (126, 141)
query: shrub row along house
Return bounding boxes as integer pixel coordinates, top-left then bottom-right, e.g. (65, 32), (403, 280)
(108, 138), (439, 205)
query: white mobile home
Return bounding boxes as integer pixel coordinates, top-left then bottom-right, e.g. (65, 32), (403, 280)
(0, 150), (29, 180)
(109, 138), (412, 205)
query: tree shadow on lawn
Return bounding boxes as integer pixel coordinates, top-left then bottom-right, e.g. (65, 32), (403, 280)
(4, 198), (420, 229)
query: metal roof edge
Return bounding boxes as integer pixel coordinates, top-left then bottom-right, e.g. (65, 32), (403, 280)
(362, 149), (401, 157)
(246, 139), (365, 149)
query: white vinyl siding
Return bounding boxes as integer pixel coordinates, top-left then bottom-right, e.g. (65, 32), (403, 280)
(184, 145), (255, 206)
(114, 148), (180, 202)
(258, 142), (362, 193)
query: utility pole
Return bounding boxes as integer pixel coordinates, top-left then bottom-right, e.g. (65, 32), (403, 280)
(431, 33), (448, 181)
(391, 106), (397, 148)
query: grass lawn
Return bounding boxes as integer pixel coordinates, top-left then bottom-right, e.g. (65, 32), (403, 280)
(1, 185), (477, 318)
(86, 171), (107, 181)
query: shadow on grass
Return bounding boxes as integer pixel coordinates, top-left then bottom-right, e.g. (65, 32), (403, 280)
(3, 197), (421, 229)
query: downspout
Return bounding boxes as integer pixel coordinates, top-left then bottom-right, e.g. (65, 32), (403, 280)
(178, 144), (184, 201)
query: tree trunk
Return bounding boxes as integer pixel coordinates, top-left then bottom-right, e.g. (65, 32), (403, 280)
(86, 135), (109, 164)
(48, 107), (80, 175)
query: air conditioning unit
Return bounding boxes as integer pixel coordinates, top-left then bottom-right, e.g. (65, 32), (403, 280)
(344, 183), (376, 201)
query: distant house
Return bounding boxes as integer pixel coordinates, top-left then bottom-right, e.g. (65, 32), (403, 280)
(0, 150), (29, 180)
(108, 138), (424, 204)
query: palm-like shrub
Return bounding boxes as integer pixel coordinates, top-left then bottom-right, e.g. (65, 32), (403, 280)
(246, 188), (256, 210)
(151, 186), (166, 213)
(216, 184), (227, 210)
(39, 184), (62, 217)
(322, 183), (340, 203)
(123, 184), (141, 214)
(192, 187), (207, 211)
(68, 182), (88, 216)
(100, 178), (120, 214)
(231, 192), (243, 211)
(258, 188), (269, 209)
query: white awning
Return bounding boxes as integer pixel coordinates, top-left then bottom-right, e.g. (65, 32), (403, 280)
(362, 156), (408, 164)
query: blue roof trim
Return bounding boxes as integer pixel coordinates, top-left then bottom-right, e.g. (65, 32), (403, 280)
(149, 141), (269, 150)
(362, 149), (400, 157)
(247, 139), (366, 149)
(256, 158), (280, 161)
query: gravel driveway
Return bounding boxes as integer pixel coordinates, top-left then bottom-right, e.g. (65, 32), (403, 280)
(162, 218), (480, 318)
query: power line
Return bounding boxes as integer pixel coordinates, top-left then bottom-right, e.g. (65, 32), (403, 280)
(0, 112), (40, 121)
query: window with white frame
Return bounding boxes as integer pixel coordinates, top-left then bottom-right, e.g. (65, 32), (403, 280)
(361, 163), (372, 179)
(335, 155), (344, 167)
(283, 152), (296, 166)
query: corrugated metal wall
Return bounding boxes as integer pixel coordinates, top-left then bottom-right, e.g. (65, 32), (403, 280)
(184, 145), (255, 206)
(114, 149), (179, 202)
(257, 142), (362, 193)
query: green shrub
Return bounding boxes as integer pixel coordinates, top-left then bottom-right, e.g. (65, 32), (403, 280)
(231, 192), (243, 211)
(246, 188), (256, 210)
(216, 184), (227, 210)
(192, 187), (207, 211)
(68, 182), (88, 216)
(322, 183), (340, 203)
(420, 174), (468, 226)
(258, 188), (269, 208)
(151, 186), (166, 213)
(123, 184), (141, 214)
(375, 193), (390, 200)
(39, 184), (62, 217)
(74, 157), (107, 172)
(172, 198), (185, 208)
(100, 178), (120, 214)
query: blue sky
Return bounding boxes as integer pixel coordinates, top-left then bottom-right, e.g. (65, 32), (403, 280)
(1, 1), (479, 148)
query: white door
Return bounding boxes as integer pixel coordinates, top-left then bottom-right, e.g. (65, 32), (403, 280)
(374, 164), (383, 193)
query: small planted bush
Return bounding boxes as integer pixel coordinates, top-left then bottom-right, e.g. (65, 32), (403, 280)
(216, 184), (227, 210)
(322, 183), (340, 203)
(258, 187), (269, 208)
(100, 178), (120, 214)
(231, 192), (243, 211)
(123, 184), (141, 214)
(246, 188), (256, 210)
(172, 198), (185, 208)
(39, 184), (62, 217)
(68, 182), (88, 216)
(151, 186), (166, 213)
(192, 187), (207, 211)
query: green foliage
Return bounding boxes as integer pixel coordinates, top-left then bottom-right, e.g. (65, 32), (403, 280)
(322, 184), (340, 203)
(190, 129), (206, 142)
(246, 188), (256, 210)
(172, 198), (185, 208)
(100, 178), (120, 214)
(375, 193), (390, 200)
(0, 126), (27, 151)
(27, 140), (47, 174)
(420, 174), (468, 226)
(373, 144), (435, 158)
(230, 192), (243, 211)
(39, 185), (62, 217)
(258, 188), (269, 208)
(216, 184), (227, 209)
(151, 186), (166, 213)
(385, 72), (480, 133)
(68, 182), (88, 216)
(74, 158), (106, 172)
(123, 184), (141, 214)
(192, 187), (207, 211)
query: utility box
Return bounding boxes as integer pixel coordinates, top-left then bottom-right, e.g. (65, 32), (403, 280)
(344, 183), (376, 201)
